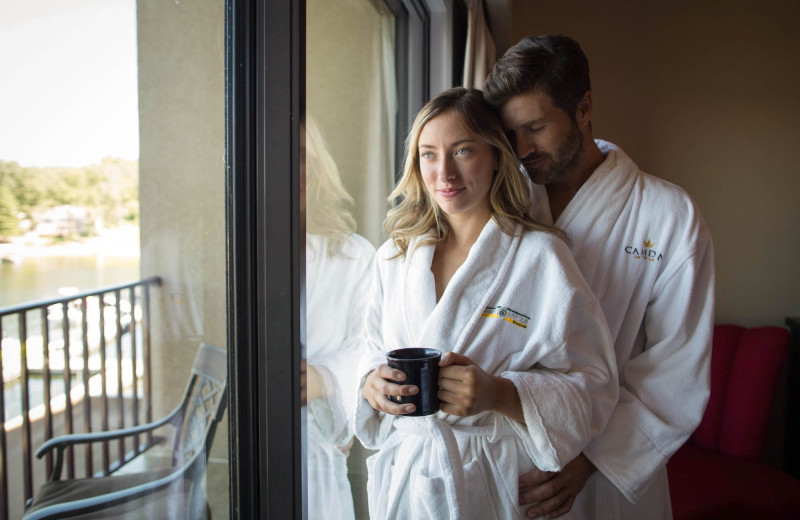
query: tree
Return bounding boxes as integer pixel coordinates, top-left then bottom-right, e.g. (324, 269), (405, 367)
(0, 182), (19, 238)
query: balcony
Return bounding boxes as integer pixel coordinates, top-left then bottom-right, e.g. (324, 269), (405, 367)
(0, 277), (161, 520)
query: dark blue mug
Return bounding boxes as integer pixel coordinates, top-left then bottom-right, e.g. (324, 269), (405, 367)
(387, 348), (442, 416)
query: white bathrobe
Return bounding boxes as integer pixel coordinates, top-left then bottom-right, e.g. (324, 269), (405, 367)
(354, 219), (618, 520)
(305, 233), (375, 520)
(528, 141), (715, 520)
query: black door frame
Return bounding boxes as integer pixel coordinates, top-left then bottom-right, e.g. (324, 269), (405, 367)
(226, 0), (305, 517)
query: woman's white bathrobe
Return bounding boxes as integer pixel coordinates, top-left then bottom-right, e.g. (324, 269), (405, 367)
(305, 233), (375, 520)
(528, 141), (715, 520)
(354, 219), (618, 520)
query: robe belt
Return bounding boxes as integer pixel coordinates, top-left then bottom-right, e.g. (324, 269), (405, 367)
(377, 415), (515, 520)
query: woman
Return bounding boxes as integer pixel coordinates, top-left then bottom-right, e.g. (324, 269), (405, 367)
(354, 88), (618, 519)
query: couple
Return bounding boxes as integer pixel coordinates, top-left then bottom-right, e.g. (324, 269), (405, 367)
(356, 35), (715, 520)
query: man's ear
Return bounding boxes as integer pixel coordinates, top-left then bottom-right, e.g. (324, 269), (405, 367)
(575, 91), (593, 128)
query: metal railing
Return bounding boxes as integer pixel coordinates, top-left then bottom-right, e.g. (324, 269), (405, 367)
(0, 276), (161, 520)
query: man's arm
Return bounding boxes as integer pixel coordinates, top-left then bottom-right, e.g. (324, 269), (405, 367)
(585, 235), (714, 502)
(521, 228), (715, 516)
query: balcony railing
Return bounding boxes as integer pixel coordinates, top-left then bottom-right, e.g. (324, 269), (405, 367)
(0, 276), (161, 520)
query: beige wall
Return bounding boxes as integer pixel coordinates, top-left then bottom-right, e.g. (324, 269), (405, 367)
(509, 0), (800, 327)
(307, 0), (396, 246)
(137, 0), (228, 516)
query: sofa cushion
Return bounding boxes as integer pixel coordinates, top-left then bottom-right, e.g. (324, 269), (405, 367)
(691, 325), (743, 452)
(717, 327), (789, 459)
(668, 443), (800, 520)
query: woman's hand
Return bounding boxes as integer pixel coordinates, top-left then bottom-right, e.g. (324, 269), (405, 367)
(362, 363), (419, 415)
(437, 352), (498, 416)
(300, 359), (325, 404)
(438, 352), (524, 422)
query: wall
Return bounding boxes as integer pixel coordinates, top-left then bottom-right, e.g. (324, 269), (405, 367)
(508, 0), (800, 327)
(137, 0), (229, 516)
(307, 0), (397, 246)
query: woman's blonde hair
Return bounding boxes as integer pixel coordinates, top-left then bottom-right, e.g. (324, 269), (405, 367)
(304, 116), (357, 249)
(386, 87), (561, 256)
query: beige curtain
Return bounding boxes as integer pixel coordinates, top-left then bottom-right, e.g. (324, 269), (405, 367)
(462, 0), (496, 89)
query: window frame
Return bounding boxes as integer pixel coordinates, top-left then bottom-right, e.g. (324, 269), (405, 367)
(225, 0), (436, 517)
(226, 0), (305, 517)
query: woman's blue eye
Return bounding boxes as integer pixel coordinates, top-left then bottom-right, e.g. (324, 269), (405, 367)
(420, 151), (434, 159)
(455, 147), (470, 155)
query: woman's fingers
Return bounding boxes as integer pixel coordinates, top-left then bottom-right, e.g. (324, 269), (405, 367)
(364, 364), (419, 415)
(374, 393), (417, 415)
(438, 362), (497, 416)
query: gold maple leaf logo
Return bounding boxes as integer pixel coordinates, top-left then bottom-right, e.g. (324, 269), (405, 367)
(644, 239), (654, 248)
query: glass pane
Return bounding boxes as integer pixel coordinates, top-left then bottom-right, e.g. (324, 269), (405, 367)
(138, 1), (228, 518)
(0, 1), (228, 519)
(305, 0), (396, 518)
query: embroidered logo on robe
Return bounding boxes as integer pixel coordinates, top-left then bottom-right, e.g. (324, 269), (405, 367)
(482, 306), (529, 328)
(624, 238), (663, 263)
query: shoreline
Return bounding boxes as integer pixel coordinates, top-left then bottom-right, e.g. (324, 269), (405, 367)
(0, 225), (140, 260)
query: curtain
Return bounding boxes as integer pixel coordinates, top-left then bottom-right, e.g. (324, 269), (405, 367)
(462, 0), (496, 89)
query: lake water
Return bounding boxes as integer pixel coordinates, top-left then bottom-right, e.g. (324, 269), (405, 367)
(1, 253), (140, 422)
(0, 255), (140, 309)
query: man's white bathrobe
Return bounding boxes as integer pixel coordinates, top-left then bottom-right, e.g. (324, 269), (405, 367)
(528, 141), (715, 520)
(305, 233), (375, 520)
(354, 219), (618, 520)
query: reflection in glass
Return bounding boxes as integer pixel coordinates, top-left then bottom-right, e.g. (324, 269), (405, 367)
(306, 0), (397, 517)
(303, 117), (375, 520)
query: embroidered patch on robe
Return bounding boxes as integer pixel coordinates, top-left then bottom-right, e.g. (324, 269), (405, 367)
(482, 306), (530, 328)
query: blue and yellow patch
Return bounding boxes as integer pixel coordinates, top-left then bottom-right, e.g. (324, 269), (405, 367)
(482, 306), (530, 329)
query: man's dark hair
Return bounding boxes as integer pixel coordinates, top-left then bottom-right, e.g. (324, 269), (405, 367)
(484, 35), (591, 119)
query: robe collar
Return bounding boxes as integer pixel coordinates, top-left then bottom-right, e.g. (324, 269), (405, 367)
(402, 218), (520, 354)
(530, 140), (639, 234)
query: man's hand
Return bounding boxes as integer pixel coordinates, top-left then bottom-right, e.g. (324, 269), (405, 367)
(520, 453), (596, 519)
(362, 364), (419, 415)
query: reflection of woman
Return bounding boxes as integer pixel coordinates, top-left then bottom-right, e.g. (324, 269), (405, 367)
(303, 117), (375, 520)
(355, 88), (618, 519)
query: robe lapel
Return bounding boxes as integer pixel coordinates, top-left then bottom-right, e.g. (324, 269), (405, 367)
(557, 142), (636, 235)
(406, 219), (519, 354)
(402, 240), (437, 347)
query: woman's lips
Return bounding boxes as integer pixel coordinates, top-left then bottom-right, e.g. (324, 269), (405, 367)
(437, 187), (465, 198)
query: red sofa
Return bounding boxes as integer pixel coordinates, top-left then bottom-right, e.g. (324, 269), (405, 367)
(667, 324), (800, 519)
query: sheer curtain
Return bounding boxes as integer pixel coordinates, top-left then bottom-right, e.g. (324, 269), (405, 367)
(462, 0), (496, 89)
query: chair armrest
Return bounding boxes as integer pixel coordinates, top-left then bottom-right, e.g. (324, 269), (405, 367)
(36, 405), (182, 482)
(36, 406), (180, 460)
(37, 409), (177, 459)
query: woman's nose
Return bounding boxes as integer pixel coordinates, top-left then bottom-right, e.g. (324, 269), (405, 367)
(437, 157), (456, 181)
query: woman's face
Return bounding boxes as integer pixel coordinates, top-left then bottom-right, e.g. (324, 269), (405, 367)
(418, 111), (496, 221)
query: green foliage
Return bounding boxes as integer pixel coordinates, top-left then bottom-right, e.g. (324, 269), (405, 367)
(0, 158), (139, 238)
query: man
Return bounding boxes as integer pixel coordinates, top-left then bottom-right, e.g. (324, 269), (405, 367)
(484, 35), (715, 519)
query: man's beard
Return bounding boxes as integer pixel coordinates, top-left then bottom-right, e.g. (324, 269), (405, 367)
(521, 125), (584, 185)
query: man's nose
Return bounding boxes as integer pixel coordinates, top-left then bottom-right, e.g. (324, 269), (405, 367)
(515, 132), (534, 159)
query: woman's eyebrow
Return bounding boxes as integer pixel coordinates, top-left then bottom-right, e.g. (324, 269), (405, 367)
(418, 138), (475, 149)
